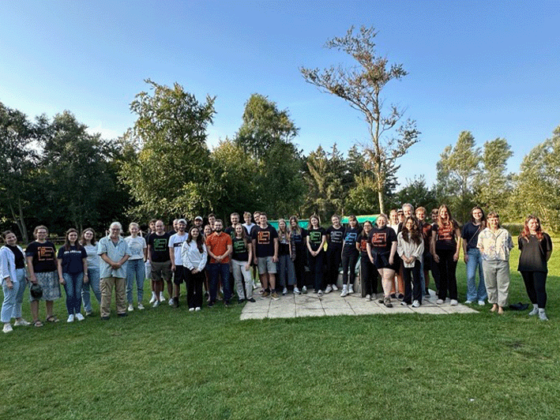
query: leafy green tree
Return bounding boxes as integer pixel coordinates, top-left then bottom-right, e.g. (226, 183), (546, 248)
(436, 131), (481, 222)
(120, 80), (216, 221)
(394, 176), (438, 212)
(510, 126), (560, 231)
(300, 25), (420, 213)
(475, 138), (513, 215)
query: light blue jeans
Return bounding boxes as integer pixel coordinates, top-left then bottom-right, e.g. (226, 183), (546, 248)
(277, 254), (296, 287)
(82, 267), (101, 313)
(1, 268), (26, 322)
(126, 259), (145, 304)
(63, 272), (84, 315)
(466, 248), (487, 302)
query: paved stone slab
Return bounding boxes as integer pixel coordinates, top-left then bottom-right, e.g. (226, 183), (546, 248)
(240, 289), (479, 320)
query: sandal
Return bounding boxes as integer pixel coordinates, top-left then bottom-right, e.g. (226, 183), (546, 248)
(34, 320), (43, 327)
(46, 315), (59, 323)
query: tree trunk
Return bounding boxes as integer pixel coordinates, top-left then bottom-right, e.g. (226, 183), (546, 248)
(9, 201), (28, 244)
(378, 189), (384, 215)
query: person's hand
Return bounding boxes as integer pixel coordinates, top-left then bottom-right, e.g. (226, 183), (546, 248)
(171, 264), (176, 272)
(83, 274), (89, 284)
(5, 278), (13, 289)
(59, 277), (65, 285)
(369, 256), (374, 264)
(464, 254), (469, 263)
(453, 252), (459, 262)
(389, 256), (394, 266)
(244, 263), (250, 271)
(192, 269), (199, 274)
(272, 256), (278, 263)
(253, 257), (258, 265)
(433, 254), (440, 263)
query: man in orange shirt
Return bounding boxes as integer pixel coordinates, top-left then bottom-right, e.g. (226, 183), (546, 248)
(205, 219), (233, 307)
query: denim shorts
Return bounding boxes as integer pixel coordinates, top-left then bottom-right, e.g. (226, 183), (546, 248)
(257, 256), (277, 274)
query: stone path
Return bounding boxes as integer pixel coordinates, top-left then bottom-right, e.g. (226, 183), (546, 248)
(240, 290), (479, 320)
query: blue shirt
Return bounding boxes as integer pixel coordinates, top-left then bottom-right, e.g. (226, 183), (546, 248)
(97, 236), (131, 279)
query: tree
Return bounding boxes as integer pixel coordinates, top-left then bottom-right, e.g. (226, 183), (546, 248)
(394, 176), (438, 212)
(235, 94), (305, 218)
(436, 131), (481, 222)
(475, 138), (513, 215)
(120, 80), (216, 221)
(0, 103), (38, 243)
(300, 25), (420, 213)
(510, 126), (560, 231)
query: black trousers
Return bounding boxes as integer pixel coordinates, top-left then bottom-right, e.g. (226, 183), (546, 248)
(308, 251), (324, 292)
(360, 254), (378, 296)
(403, 260), (422, 304)
(326, 246), (342, 287)
(342, 252), (359, 286)
(293, 247), (307, 289)
(436, 249), (457, 300)
(521, 271), (547, 308)
(186, 269), (204, 309)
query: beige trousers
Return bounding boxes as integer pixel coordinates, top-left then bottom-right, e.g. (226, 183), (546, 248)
(100, 277), (126, 318)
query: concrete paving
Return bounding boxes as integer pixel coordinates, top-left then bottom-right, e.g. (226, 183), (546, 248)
(240, 289), (480, 320)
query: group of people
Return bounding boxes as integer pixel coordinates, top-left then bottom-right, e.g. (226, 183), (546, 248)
(0, 206), (553, 333)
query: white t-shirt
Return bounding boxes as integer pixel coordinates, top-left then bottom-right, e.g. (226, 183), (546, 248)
(168, 232), (188, 266)
(124, 236), (147, 260)
(243, 223), (255, 236)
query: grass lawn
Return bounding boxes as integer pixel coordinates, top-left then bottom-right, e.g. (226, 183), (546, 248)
(1, 241), (559, 420)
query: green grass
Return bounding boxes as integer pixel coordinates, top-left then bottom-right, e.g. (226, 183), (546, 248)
(2, 241), (560, 420)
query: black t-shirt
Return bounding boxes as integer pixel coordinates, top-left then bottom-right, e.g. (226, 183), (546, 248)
(57, 245), (87, 274)
(7, 245), (25, 269)
(148, 233), (171, 262)
(462, 222), (483, 251)
(251, 225), (278, 258)
(224, 227), (236, 240)
(26, 241), (57, 272)
(232, 237), (249, 262)
(327, 226), (345, 249)
(290, 228), (307, 251)
(277, 230), (290, 256)
(518, 233), (553, 273)
(342, 226), (362, 256)
(307, 227), (326, 252)
(358, 233), (369, 257)
(434, 222), (458, 251)
(368, 226), (397, 254)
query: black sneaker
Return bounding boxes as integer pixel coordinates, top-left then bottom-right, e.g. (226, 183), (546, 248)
(390, 293), (397, 299)
(248, 298), (256, 303)
(101, 316), (110, 321)
(238, 299), (245, 304)
(398, 293), (404, 300)
(118, 313), (128, 317)
(208, 301), (214, 308)
(224, 300), (230, 307)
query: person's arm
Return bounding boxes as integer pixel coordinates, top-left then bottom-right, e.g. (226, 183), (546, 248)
(431, 231), (439, 263)
(100, 253), (116, 268)
(82, 258), (89, 283)
(0, 250), (13, 289)
(169, 244), (176, 271)
(453, 228), (462, 262)
(252, 239), (258, 265)
(367, 242), (374, 264)
(143, 238), (148, 261)
(246, 243), (253, 271)
(272, 238), (279, 263)
(462, 226), (469, 263)
(546, 234), (553, 261)
(389, 241), (397, 265)
(224, 243), (233, 259)
(26, 255), (37, 283)
(413, 239), (424, 262)
(197, 244), (208, 272)
(147, 244), (153, 264)
(57, 255), (65, 285)
(307, 236), (314, 255)
(182, 243), (195, 271)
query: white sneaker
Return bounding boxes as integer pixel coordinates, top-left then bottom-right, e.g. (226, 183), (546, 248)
(400, 301), (407, 306)
(465, 300), (473, 304)
(528, 306), (539, 316)
(195, 307), (201, 311)
(436, 299), (444, 305)
(152, 300), (160, 308)
(3, 323), (13, 333)
(67, 314), (75, 323)
(348, 285), (354, 294)
(14, 318), (30, 327)
(294, 287), (301, 295)
(189, 307), (195, 312)
(138, 303), (145, 310)
(478, 300), (485, 306)
(340, 285), (348, 297)
(412, 300), (420, 308)
(282, 287), (288, 295)
(75, 313), (85, 321)
(325, 285), (333, 294)
(149, 293), (156, 304)
(450, 299), (458, 306)
(168, 298), (174, 306)
(302, 286), (307, 294)
(318, 290), (323, 296)
(539, 309), (549, 321)
(159, 292), (166, 302)
(128, 304), (134, 312)
(332, 284), (338, 291)
(365, 294), (371, 300)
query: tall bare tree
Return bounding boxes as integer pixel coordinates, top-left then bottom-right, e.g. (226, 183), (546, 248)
(300, 25), (420, 213)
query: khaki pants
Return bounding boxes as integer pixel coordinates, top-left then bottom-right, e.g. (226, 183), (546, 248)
(100, 277), (126, 318)
(482, 259), (510, 307)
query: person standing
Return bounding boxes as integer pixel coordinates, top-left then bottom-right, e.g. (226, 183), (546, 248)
(252, 213), (279, 300)
(242, 212), (256, 236)
(147, 220), (172, 307)
(168, 219), (188, 308)
(276, 219), (296, 295)
(98, 222), (131, 320)
(1, 231), (30, 332)
(181, 226), (208, 311)
(289, 216), (307, 294)
(26, 225), (61, 326)
(357, 220), (376, 300)
(416, 207), (434, 297)
(477, 212), (513, 315)
(231, 224), (254, 303)
(368, 214), (398, 308)
(432, 205), (462, 306)
(397, 217), (424, 307)
(388, 209), (404, 299)
(325, 215), (344, 293)
(80, 228), (101, 316)
(462, 206), (487, 305)
(125, 222), (147, 311)
(518, 215), (553, 321)
(193, 216), (204, 234)
(340, 215), (361, 297)
(307, 215), (326, 296)
(57, 228), (88, 323)
(206, 219), (233, 306)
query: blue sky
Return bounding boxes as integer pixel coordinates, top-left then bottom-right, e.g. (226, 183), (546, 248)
(1, 0), (559, 186)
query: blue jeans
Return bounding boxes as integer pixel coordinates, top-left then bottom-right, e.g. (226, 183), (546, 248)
(126, 259), (145, 304)
(63, 272), (84, 315)
(208, 263), (231, 303)
(277, 254), (296, 287)
(466, 248), (487, 301)
(82, 267), (101, 313)
(1, 268), (26, 322)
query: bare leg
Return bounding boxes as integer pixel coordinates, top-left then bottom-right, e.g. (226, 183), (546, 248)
(46, 300), (54, 318)
(31, 300), (39, 322)
(269, 273), (276, 290)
